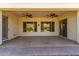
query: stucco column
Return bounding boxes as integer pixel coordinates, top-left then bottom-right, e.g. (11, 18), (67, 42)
(0, 11), (2, 45)
(77, 11), (79, 43)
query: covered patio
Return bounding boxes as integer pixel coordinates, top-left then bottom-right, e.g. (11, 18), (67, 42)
(0, 4), (79, 56)
(0, 10), (78, 44)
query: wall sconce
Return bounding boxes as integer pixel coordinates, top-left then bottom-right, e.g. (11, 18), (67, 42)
(38, 24), (40, 26)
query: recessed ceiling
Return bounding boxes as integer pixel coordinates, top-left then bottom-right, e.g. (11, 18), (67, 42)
(11, 11), (76, 17)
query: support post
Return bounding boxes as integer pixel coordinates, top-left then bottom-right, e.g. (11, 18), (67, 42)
(0, 11), (2, 45)
(77, 11), (79, 43)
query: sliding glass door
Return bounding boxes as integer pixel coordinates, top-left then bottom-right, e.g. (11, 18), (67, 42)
(59, 19), (67, 37)
(2, 16), (8, 41)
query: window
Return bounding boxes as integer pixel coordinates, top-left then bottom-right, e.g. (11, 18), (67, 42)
(41, 22), (55, 32)
(23, 22), (37, 32)
(41, 22), (51, 32)
(23, 22), (54, 32)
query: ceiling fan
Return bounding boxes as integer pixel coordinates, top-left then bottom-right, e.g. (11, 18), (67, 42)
(46, 13), (58, 18)
(22, 13), (33, 18)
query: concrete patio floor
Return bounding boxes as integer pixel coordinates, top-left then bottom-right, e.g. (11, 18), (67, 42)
(0, 36), (79, 56)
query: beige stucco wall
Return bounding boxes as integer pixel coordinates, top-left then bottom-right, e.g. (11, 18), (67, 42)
(18, 12), (77, 41)
(77, 11), (79, 43)
(18, 17), (59, 36)
(0, 11), (2, 44)
(3, 12), (19, 39)
(58, 12), (77, 41)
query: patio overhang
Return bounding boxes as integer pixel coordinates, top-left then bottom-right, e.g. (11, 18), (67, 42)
(0, 8), (78, 11)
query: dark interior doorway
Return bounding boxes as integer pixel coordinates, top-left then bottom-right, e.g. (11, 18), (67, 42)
(59, 19), (67, 37)
(2, 16), (8, 41)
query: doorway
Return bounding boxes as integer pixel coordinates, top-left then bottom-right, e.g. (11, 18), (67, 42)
(59, 19), (67, 37)
(2, 16), (8, 41)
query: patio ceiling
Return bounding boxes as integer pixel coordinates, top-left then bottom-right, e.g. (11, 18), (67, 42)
(0, 8), (78, 11)
(2, 8), (77, 17)
(11, 11), (74, 17)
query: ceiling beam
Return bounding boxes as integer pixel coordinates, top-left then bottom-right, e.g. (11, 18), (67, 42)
(0, 8), (78, 11)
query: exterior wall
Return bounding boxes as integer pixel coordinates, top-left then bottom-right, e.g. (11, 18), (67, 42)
(58, 12), (77, 41)
(2, 11), (77, 42)
(18, 12), (77, 42)
(18, 17), (59, 36)
(3, 12), (19, 39)
(77, 11), (79, 43)
(0, 11), (2, 44)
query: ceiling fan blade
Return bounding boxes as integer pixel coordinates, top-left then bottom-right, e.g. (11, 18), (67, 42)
(46, 15), (50, 18)
(54, 15), (58, 17)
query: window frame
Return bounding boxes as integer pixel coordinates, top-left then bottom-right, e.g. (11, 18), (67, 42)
(41, 22), (55, 32)
(23, 22), (37, 32)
